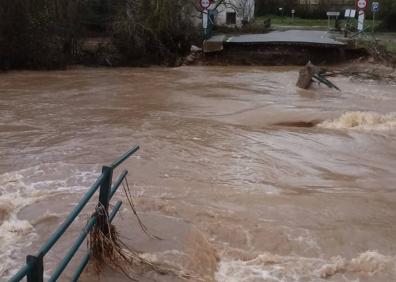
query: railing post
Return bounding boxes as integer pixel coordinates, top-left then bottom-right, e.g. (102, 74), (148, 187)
(98, 166), (113, 235)
(26, 255), (43, 282)
(99, 166), (113, 212)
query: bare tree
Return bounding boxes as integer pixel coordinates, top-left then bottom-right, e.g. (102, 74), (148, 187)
(112, 0), (198, 65)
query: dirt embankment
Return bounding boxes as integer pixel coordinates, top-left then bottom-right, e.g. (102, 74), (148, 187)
(184, 43), (396, 84)
(326, 60), (396, 82)
(189, 45), (367, 66)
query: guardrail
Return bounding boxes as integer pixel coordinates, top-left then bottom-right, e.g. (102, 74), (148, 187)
(9, 145), (140, 282)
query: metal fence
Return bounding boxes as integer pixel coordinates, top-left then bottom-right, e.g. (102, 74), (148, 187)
(9, 145), (140, 282)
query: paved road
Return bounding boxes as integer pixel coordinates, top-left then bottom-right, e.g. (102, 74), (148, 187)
(225, 30), (344, 46)
(204, 30), (345, 53)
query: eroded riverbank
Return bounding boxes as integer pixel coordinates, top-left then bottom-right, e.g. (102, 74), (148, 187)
(1, 66), (396, 281)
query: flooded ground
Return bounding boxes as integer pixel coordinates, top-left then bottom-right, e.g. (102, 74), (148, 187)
(1, 66), (396, 281)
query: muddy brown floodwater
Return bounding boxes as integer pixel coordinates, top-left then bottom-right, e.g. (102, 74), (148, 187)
(1, 66), (396, 282)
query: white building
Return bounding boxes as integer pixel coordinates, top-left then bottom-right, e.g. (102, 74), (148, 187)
(199, 0), (255, 27)
(215, 0), (255, 26)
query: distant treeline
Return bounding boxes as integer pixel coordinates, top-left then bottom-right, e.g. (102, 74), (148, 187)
(255, 0), (396, 30)
(0, 0), (199, 70)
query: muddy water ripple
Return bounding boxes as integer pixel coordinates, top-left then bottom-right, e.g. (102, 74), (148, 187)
(0, 66), (396, 281)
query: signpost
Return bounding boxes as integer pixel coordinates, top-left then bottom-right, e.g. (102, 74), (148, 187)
(356, 0), (367, 10)
(356, 0), (367, 32)
(203, 12), (208, 29)
(278, 7), (284, 22)
(200, 0), (211, 10)
(344, 9), (356, 18)
(357, 10), (365, 31)
(372, 2), (380, 33)
(291, 10), (295, 22)
(200, 0), (212, 39)
(326, 11), (340, 30)
(372, 1), (379, 12)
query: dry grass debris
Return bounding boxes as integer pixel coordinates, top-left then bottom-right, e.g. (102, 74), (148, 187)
(87, 177), (200, 281)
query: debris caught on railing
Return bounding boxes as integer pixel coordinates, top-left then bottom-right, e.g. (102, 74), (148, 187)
(87, 177), (198, 281)
(297, 61), (341, 91)
(322, 63), (396, 82)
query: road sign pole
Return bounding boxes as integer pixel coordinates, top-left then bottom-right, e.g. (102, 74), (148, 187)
(328, 16), (330, 30)
(356, 0), (367, 32)
(202, 10), (208, 39)
(371, 2), (379, 34)
(200, 0), (211, 39)
(357, 10), (365, 32)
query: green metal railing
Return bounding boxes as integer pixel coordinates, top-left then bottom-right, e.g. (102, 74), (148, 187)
(9, 145), (140, 282)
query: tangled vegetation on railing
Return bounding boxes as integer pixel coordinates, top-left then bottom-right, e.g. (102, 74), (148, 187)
(88, 177), (196, 281)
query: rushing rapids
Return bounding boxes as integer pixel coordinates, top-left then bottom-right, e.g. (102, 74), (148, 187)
(0, 66), (395, 281)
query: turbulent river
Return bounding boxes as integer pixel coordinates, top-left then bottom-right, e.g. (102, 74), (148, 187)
(0, 66), (396, 282)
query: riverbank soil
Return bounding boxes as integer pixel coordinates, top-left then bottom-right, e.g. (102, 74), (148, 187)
(197, 45), (367, 66)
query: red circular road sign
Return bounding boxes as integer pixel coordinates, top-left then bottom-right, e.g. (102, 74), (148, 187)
(200, 0), (212, 9)
(356, 0), (367, 10)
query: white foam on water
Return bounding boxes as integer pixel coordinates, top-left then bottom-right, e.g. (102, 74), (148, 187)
(215, 251), (396, 282)
(216, 258), (279, 282)
(0, 164), (98, 278)
(349, 251), (395, 274)
(141, 250), (188, 270)
(319, 251), (396, 278)
(0, 173), (48, 278)
(318, 111), (396, 131)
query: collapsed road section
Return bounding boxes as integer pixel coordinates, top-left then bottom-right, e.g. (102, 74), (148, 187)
(203, 30), (366, 65)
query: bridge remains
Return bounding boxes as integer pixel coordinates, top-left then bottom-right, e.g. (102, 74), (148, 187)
(203, 30), (365, 65)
